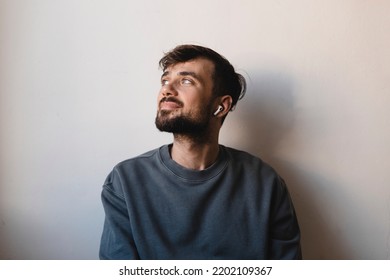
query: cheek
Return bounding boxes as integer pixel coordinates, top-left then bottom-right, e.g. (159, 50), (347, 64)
(187, 102), (211, 117)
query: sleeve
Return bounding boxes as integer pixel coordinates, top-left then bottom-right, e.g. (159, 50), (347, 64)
(99, 171), (140, 260)
(268, 176), (302, 259)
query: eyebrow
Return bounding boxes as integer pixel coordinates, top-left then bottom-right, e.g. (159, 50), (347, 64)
(161, 71), (201, 81)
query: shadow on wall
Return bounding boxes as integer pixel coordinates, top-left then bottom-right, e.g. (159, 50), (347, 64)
(231, 70), (349, 259)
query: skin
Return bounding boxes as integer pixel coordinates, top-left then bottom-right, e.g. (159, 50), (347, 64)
(156, 58), (233, 170)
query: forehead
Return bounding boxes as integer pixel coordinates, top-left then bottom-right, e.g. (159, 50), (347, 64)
(164, 58), (215, 78)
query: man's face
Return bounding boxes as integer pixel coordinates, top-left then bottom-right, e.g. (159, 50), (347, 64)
(155, 58), (215, 135)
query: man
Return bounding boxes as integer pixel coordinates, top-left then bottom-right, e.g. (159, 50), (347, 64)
(99, 45), (302, 259)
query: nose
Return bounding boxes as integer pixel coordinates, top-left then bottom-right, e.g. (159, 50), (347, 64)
(160, 82), (178, 97)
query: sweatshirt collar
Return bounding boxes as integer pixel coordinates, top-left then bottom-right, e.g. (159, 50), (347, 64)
(158, 144), (229, 183)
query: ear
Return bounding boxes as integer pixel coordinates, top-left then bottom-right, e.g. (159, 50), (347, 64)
(215, 95), (233, 117)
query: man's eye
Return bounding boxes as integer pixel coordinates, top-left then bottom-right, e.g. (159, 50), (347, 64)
(161, 79), (169, 85)
(181, 78), (192, 85)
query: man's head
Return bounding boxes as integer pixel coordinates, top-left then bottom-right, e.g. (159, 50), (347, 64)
(155, 45), (246, 137)
(159, 45), (246, 110)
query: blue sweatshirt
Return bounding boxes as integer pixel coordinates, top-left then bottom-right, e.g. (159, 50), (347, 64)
(99, 145), (301, 259)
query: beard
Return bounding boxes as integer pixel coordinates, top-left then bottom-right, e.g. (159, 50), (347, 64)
(155, 105), (212, 137)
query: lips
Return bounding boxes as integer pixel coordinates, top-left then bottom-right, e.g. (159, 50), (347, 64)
(159, 97), (183, 110)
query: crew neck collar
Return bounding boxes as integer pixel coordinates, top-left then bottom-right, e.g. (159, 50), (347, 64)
(158, 144), (229, 183)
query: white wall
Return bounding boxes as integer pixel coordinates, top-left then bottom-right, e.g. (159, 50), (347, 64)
(1, 0), (389, 259)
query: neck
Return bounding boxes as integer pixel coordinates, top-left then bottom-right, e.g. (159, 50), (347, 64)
(170, 132), (220, 170)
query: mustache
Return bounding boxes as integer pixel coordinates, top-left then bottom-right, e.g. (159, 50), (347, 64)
(159, 97), (184, 107)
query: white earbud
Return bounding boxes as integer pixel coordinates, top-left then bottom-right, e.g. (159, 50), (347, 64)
(213, 105), (223, 116)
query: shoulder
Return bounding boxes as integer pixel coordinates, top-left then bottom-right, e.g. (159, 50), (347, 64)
(103, 146), (164, 190)
(223, 146), (272, 169)
(223, 145), (283, 182)
(225, 146), (293, 194)
(114, 146), (161, 169)
(223, 146), (261, 161)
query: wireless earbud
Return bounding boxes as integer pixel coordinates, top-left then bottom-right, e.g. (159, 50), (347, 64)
(213, 105), (223, 116)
